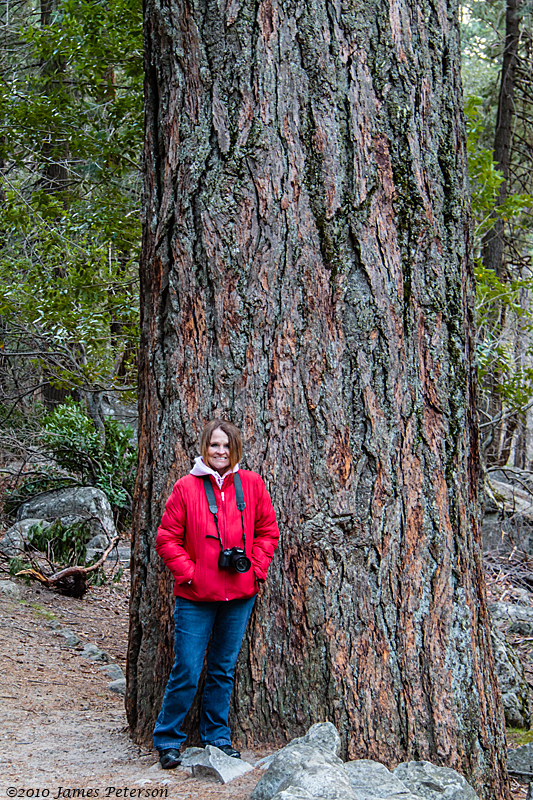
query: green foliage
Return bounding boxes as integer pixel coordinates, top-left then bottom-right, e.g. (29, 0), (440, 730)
(0, 0), (142, 404)
(475, 262), (533, 411)
(466, 97), (533, 415)
(28, 518), (91, 566)
(466, 97), (533, 244)
(42, 398), (136, 511)
(9, 557), (30, 581)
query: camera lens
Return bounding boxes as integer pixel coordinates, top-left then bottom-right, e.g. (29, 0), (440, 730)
(233, 554), (251, 573)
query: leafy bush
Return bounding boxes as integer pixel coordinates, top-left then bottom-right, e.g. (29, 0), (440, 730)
(28, 519), (92, 566)
(42, 398), (136, 516)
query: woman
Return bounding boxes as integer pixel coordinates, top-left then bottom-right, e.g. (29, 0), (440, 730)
(153, 419), (279, 768)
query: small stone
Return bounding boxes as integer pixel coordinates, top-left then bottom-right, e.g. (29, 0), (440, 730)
(82, 643), (101, 657)
(0, 580), (21, 600)
(59, 629), (80, 647)
(108, 678), (126, 695)
(180, 746), (207, 765)
(99, 663), (124, 681)
(187, 745), (254, 784)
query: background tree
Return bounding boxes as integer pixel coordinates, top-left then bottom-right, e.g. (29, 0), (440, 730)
(462, 0), (533, 468)
(127, 0), (508, 797)
(0, 0), (142, 438)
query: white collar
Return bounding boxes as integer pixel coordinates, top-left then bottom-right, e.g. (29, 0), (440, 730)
(190, 456), (239, 489)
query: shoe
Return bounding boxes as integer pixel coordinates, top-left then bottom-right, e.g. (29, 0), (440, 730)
(207, 743), (241, 759)
(159, 748), (182, 769)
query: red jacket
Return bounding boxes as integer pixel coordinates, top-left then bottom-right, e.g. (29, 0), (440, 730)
(156, 469), (279, 602)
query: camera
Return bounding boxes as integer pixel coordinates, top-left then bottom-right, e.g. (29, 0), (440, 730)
(218, 547), (251, 573)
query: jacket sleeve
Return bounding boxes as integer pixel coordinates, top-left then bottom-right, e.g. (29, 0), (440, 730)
(156, 483), (196, 584)
(251, 478), (280, 581)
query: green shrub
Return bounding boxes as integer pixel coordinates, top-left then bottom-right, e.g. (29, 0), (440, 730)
(28, 518), (92, 566)
(42, 398), (137, 517)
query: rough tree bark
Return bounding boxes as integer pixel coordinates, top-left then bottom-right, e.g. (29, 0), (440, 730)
(127, 0), (509, 797)
(481, 0), (519, 282)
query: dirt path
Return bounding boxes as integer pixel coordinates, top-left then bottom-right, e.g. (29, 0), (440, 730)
(0, 578), (266, 800)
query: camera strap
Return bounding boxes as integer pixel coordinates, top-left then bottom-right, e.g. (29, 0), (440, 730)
(202, 473), (246, 552)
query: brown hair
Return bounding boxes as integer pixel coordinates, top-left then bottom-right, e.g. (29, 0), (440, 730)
(200, 419), (243, 469)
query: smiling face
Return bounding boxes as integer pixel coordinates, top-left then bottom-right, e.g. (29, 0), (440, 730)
(207, 427), (231, 476)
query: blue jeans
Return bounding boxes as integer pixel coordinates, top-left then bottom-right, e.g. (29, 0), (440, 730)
(153, 594), (256, 751)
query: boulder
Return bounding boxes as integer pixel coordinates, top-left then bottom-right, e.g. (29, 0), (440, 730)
(271, 790), (313, 800)
(507, 743), (533, 782)
(251, 743), (343, 800)
(286, 722), (341, 757)
(185, 745), (254, 784)
(393, 761), (480, 800)
(490, 629), (530, 728)
(490, 602), (533, 637)
(344, 760), (414, 798)
(255, 722), (341, 772)
(0, 518), (51, 557)
(482, 476), (533, 554)
(0, 580), (22, 600)
(276, 764), (356, 800)
(85, 533), (110, 550)
(17, 487), (117, 540)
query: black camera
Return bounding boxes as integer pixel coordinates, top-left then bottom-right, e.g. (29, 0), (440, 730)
(218, 547), (251, 573)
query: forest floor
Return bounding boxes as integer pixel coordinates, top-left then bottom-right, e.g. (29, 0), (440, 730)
(0, 557), (531, 800)
(0, 566), (268, 800)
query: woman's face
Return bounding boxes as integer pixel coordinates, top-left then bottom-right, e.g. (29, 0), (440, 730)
(207, 428), (231, 475)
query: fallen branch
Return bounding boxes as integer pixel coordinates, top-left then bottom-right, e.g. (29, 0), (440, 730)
(16, 535), (120, 598)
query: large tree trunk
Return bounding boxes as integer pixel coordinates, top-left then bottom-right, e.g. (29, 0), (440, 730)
(127, 1), (509, 796)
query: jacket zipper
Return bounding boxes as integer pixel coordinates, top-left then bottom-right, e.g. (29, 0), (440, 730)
(220, 481), (228, 600)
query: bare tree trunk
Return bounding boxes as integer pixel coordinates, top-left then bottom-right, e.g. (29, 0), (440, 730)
(482, 0), (520, 281)
(127, 1), (508, 797)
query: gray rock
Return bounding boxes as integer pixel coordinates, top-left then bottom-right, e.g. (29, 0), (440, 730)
(393, 761), (479, 800)
(287, 722), (342, 757)
(82, 643), (102, 658)
(271, 790), (313, 800)
(58, 629), (80, 647)
(0, 518), (50, 557)
(81, 643), (109, 662)
(99, 663), (124, 681)
(0, 580), (22, 600)
(108, 678), (126, 695)
(17, 486), (117, 540)
(490, 629), (530, 728)
(489, 602), (533, 637)
(277, 764), (356, 799)
(507, 743), (533, 782)
(186, 745), (254, 784)
(251, 743), (343, 800)
(86, 533), (110, 550)
(254, 723), (341, 772)
(344, 760), (413, 798)
(179, 747), (205, 765)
